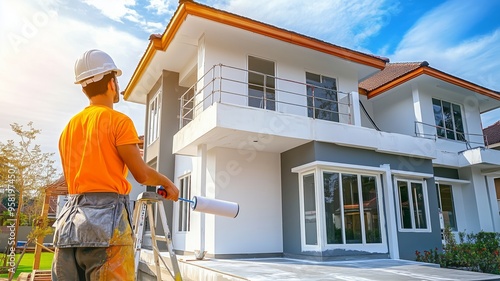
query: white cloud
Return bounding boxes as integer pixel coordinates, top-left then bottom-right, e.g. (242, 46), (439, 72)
(81, 0), (169, 34)
(139, 20), (167, 34)
(217, 0), (398, 49)
(82, 0), (138, 23)
(146, 0), (175, 15)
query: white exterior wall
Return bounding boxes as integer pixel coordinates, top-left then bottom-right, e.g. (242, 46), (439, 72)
(458, 167), (495, 232)
(201, 27), (359, 118)
(372, 88), (415, 135)
(371, 82), (485, 156)
(485, 176), (500, 232)
(418, 84), (484, 152)
(449, 183), (469, 232)
(208, 147), (283, 254)
(172, 147), (283, 255)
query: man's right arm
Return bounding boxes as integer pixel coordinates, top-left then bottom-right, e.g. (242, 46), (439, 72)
(117, 143), (179, 201)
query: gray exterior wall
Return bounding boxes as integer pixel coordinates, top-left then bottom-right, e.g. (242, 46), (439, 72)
(434, 167), (459, 179)
(281, 142), (316, 255)
(156, 71), (186, 221)
(398, 176), (441, 260)
(144, 78), (162, 166)
(281, 141), (442, 261)
(158, 70), (186, 181)
(142, 71), (188, 250)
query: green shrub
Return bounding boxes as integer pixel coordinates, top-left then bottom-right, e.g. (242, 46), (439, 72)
(415, 227), (500, 274)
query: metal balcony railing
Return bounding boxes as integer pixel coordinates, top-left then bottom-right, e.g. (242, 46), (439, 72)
(414, 121), (486, 149)
(179, 64), (353, 129)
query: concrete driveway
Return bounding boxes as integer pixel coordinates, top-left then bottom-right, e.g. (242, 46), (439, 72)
(178, 257), (500, 281)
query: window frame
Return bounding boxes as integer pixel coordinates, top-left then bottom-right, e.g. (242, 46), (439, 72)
(394, 178), (431, 232)
(432, 98), (465, 142)
(297, 164), (387, 253)
(147, 89), (161, 146)
(177, 173), (191, 233)
(247, 55), (276, 111)
(436, 183), (457, 231)
(298, 169), (319, 251)
(305, 72), (339, 122)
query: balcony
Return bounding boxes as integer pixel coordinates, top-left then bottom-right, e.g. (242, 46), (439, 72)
(414, 121), (486, 150)
(179, 64), (354, 129)
(173, 64), (436, 158)
(413, 121), (500, 168)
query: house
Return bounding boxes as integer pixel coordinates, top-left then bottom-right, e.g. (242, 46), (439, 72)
(484, 121), (500, 150)
(123, 0), (500, 261)
(483, 122), (500, 214)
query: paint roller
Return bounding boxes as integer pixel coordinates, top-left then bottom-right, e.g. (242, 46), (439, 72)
(156, 188), (239, 218)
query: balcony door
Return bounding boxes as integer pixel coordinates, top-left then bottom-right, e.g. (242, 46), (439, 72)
(248, 56), (275, 110)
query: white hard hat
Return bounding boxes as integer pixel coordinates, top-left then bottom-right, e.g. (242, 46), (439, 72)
(74, 49), (122, 87)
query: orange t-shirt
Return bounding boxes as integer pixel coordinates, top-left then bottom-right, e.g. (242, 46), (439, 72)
(59, 105), (140, 194)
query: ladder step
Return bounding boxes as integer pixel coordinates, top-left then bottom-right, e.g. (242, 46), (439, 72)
(153, 235), (168, 242)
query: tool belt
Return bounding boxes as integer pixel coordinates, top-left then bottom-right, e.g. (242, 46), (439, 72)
(53, 192), (132, 248)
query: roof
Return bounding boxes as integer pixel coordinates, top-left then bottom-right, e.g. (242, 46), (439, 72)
(359, 62), (427, 92)
(45, 176), (68, 196)
(123, 0), (388, 100)
(483, 121), (500, 146)
(359, 62), (500, 100)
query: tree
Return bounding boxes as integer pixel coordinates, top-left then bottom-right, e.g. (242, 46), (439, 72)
(0, 122), (58, 278)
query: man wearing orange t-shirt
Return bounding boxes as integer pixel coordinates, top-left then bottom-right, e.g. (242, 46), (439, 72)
(52, 49), (179, 281)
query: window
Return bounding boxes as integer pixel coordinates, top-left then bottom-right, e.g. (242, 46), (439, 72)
(323, 172), (381, 245)
(495, 178), (500, 213)
(432, 98), (464, 141)
(180, 88), (195, 127)
(436, 183), (457, 231)
(148, 90), (161, 145)
(396, 179), (430, 231)
(303, 173), (317, 245)
(306, 72), (338, 122)
(248, 56), (275, 110)
(178, 174), (191, 232)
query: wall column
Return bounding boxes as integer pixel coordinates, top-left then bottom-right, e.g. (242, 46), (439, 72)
(380, 164), (399, 259)
(351, 91), (361, 126)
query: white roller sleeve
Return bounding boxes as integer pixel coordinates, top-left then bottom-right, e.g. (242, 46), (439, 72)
(191, 196), (239, 218)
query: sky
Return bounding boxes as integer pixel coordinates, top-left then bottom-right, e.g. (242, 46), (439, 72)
(1, 0), (500, 171)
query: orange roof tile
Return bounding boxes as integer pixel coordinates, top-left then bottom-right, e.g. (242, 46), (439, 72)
(483, 121), (500, 146)
(359, 62), (427, 92)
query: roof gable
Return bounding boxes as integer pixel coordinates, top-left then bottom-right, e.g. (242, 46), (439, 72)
(359, 62), (500, 100)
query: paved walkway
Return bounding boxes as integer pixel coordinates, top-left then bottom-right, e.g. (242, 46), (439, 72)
(176, 257), (500, 281)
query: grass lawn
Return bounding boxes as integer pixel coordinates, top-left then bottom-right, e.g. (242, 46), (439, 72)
(0, 252), (53, 280)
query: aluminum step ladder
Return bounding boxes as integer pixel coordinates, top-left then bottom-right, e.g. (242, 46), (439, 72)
(133, 191), (183, 281)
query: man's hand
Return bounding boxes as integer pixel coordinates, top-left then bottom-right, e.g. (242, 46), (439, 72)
(157, 182), (179, 202)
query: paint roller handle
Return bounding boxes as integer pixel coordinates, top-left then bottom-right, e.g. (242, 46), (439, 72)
(156, 187), (169, 199)
(156, 187), (194, 204)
